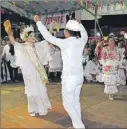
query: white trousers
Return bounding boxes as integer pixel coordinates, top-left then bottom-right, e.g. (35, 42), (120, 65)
(62, 75), (85, 129)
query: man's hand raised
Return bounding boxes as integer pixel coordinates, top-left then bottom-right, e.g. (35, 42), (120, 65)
(33, 15), (40, 23)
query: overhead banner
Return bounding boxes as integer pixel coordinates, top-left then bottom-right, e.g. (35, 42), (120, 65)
(40, 11), (81, 29)
(41, 13), (68, 29)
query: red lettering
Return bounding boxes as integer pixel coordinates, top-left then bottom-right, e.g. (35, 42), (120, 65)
(50, 17), (53, 23)
(61, 16), (64, 23)
(55, 17), (58, 22)
(57, 16), (60, 23)
(46, 15), (65, 25)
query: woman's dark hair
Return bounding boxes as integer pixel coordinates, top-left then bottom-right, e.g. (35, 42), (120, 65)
(9, 44), (15, 55)
(107, 36), (116, 43)
(117, 39), (125, 47)
(27, 31), (34, 36)
(66, 29), (81, 38)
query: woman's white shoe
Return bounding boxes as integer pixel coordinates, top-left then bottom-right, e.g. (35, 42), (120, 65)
(109, 94), (114, 100)
(30, 113), (36, 117)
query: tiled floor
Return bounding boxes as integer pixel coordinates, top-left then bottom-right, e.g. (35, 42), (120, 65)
(1, 82), (127, 128)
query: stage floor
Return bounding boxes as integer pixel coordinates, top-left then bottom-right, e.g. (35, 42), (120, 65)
(1, 82), (127, 128)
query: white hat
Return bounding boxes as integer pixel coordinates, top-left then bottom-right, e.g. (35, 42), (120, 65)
(65, 20), (80, 31)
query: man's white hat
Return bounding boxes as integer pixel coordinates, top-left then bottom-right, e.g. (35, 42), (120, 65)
(65, 20), (80, 31)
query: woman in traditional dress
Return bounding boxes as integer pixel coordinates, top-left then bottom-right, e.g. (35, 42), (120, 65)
(95, 36), (124, 100)
(117, 40), (126, 86)
(3, 20), (51, 116)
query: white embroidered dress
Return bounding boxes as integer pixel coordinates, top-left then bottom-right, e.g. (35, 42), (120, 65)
(100, 47), (124, 94)
(14, 41), (51, 115)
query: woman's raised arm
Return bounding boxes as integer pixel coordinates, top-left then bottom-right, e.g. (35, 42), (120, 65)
(3, 20), (16, 44)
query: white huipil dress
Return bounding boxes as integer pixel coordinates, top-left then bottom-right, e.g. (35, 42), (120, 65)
(100, 47), (124, 94)
(14, 41), (51, 115)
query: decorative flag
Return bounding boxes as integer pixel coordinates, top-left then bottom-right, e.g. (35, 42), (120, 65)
(81, 2), (86, 8)
(69, 0), (74, 5)
(24, 0), (29, 5)
(43, 0), (48, 5)
(80, 0), (83, 5)
(54, 23), (60, 32)
(49, 23), (53, 34)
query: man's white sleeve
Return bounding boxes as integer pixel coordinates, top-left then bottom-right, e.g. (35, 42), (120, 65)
(36, 21), (66, 49)
(79, 24), (88, 43)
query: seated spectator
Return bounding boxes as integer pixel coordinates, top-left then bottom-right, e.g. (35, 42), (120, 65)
(84, 56), (101, 82)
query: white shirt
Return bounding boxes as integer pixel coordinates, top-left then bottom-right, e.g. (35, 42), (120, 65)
(36, 21), (88, 79)
(84, 61), (99, 75)
(1, 44), (11, 62)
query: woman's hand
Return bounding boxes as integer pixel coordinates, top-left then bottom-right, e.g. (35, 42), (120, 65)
(97, 41), (103, 47)
(3, 20), (15, 44)
(3, 20), (13, 35)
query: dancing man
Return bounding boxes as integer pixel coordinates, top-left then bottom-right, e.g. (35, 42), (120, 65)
(3, 20), (51, 116)
(34, 15), (88, 129)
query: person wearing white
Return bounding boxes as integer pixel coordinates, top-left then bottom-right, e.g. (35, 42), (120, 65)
(1, 43), (11, 82)
(1, 40), (16, 81)
(1, 61), (10, 83)
(1, 43), (11, 62)
(96, 63), (103, 83)
(95, 37), (124, 100)
(3, 20), (51, 117)
(117, 41), (126, 86)
(34, 15), (88, 129)
(48, 45), (62, 82)
(49, 46), (62, 73)
(84, 57), (99, 82)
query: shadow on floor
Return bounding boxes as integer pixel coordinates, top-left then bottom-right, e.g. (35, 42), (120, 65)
(35, 113), (120, 128)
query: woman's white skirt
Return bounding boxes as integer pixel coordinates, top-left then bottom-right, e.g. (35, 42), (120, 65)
(21, 63), (51, 115)
(27, 94), (51, 115)
(102, 74), (118, 94)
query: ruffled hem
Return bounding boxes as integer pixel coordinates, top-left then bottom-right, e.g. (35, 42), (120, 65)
(27, 94), (51, 115)
(102, 74), (118, 86)
(104, 85), (118, 94)
(102, 74), (119, 94)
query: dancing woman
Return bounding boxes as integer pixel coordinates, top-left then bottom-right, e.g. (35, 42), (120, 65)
(3, 20), (51, 116)
(95, 36), (124, 100)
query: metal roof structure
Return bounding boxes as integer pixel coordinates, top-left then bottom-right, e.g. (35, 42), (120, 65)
(1, 0), (127, 20)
